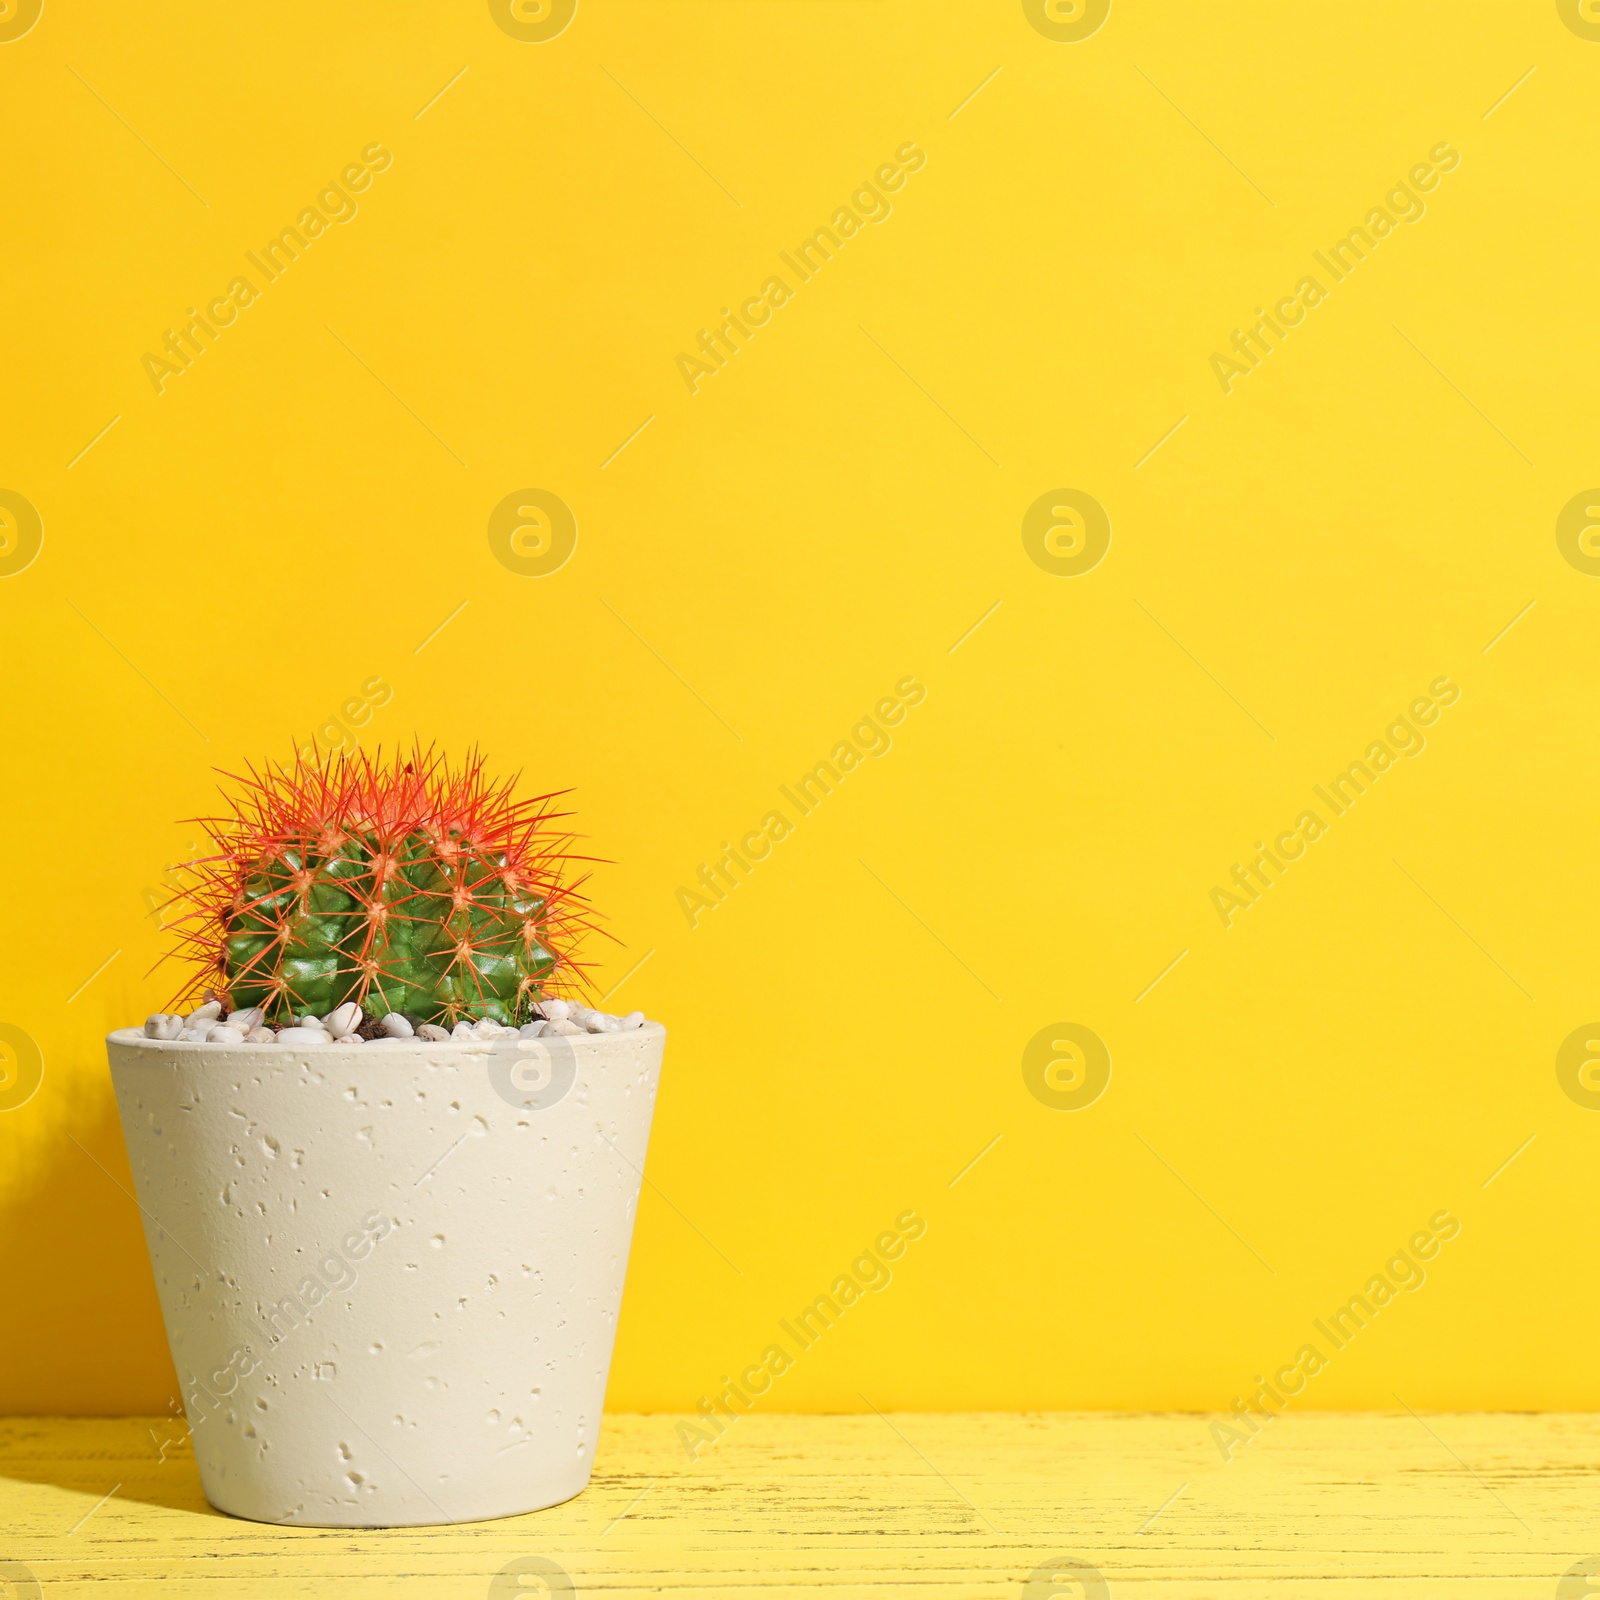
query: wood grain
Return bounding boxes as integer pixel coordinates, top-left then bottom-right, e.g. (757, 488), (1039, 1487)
(2, 1412), (1598, 1596)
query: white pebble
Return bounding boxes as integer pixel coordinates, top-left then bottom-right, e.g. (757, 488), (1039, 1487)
(275, 1026), (329, 1046)
(143, 1013), (181, 1040)
(332, 1032), (363, 1045)
(518, 1021), (549, 1039)
(417, 1023), (451, 1041)
(246, 1028), (276, 1044)
(324, 1003), (362, 1037)
(472, 1018), (504, 1038)
(185, 1001), (222, 1027)
(177, 1027), (208, 1042)
(538, 999), (571, 1022)
(584, 1013), (610, 1033)
(227, 1006), (265, 1034)
(621, 1011), (644, 1030)
(381, 1012), (414, 1039)
(451, 1021), (476, 1040)
(207, 1024), (245, 1044)
(298, 1014), (323, 1029)
(544, 1018), (583, 1036)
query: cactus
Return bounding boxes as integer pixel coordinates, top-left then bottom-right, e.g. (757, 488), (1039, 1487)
(164, 745), (595, 1026)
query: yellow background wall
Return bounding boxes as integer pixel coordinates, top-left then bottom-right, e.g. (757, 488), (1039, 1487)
(1, 0), (1596, 1416)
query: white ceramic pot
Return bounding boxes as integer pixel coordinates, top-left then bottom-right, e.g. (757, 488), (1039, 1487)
(106, 1022), (665, 1527)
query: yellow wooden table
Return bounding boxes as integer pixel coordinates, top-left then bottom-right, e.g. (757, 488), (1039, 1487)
(2, 1412), (1596, 1596)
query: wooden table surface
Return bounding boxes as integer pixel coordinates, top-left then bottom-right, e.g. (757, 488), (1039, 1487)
(3, 1411), (1598, 1596)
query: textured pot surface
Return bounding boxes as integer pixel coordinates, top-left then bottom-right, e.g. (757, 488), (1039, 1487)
(107, 1023), (664, 1527)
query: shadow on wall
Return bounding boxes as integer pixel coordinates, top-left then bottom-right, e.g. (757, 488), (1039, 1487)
(0, 1030), (179, 1415)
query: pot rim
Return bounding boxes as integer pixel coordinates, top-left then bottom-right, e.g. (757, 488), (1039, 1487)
(106, 1020), (666, 1055)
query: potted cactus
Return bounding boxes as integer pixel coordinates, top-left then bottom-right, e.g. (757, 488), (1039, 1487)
(106, 746), (665, 1527)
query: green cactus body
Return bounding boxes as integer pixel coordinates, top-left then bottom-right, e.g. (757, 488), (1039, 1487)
(171, 748), (586, 1026)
